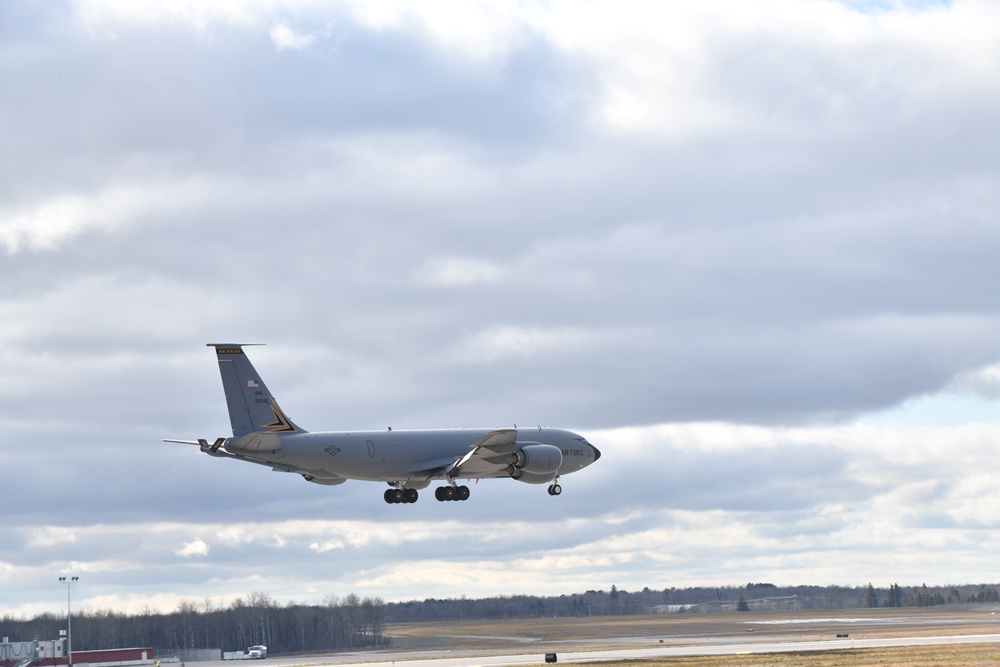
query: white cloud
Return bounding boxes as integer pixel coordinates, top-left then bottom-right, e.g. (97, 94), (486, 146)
(0, 180), (212, 254)
(308, 539), (344, 554)
(457, 326), (635, 364)
(270, 23), (316, 51)
(25, 528), (79, 549)
(6, 417), (1000, 616)
(175, 538), (209, 558)
(72, 0), (528, 61)
(342, 0), (528, 61)
(524, 0), (1000, 137)
(73, 0), (272, 34)
(0, 190), (131, 254)
(215, 526), (262, 545)
(420, 257), (503, 286)
(947, 363), (1000, 398)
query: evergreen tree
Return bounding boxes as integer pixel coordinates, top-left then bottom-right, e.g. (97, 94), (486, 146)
(737, 596), (750, 612)
(864, 583), (879, 608)
(886, 583), (902, 608)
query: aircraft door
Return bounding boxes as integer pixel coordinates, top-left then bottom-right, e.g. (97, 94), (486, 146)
(367, 440), (375, 457)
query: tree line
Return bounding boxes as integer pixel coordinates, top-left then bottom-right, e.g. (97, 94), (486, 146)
(864, 582), (1000, 608)
(5, 583), (1000, 654)
(385, 582), (1000, 621)
(0, 593), (385, 655)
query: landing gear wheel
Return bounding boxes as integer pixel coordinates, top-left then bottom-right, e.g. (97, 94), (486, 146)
(548, 484), (562, 496)
(404, 488), (419, 503)
(390, 488), (405, 503)
(384, 489), (394, 503)
(435, 485), (469, 501)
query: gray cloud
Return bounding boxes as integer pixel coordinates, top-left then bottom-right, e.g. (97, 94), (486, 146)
(3, 0), (1000, 616)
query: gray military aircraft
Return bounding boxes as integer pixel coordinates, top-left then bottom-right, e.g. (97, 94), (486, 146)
(165, 344), (601, 504)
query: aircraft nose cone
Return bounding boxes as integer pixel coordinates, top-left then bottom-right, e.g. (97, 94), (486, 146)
(592, 445), (601, 462)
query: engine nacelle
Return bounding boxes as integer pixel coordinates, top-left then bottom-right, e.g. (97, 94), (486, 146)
(510, 443), (563, 475)
(512, 470), (558, 485)
(302, 473), (347, 486)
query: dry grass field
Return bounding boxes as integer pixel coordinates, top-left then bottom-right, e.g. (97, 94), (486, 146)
(581, 643), (1000, 666)
(388, 607), (1000, 645)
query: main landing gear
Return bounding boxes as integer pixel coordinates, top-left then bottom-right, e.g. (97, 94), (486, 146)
(435, 485), (470, 502)
(384, 482), (559, 503)
(383, 485), (470, 503)
(384, 488), (419, 504)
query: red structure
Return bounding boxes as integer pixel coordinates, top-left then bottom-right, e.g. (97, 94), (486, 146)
(36, 648), (155, 667)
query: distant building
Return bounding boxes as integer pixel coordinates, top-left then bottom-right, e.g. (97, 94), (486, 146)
(2, 639), (155, 667)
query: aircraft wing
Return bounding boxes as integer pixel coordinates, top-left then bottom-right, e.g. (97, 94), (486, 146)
(401, 429), (519, 481)
(445, 428), (519, 477)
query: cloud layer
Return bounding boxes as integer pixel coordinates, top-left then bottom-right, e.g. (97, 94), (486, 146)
(3, 0), (1000, 617)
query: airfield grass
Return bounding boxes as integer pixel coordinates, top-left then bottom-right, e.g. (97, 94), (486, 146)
(580, 643), (1000, 666)
(387, 607), (1000, 648)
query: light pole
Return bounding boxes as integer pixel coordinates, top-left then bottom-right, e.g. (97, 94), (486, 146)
(58, 576), (78, 667)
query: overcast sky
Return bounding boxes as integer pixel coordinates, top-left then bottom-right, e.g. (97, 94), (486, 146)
(4, 0), (1000, 619)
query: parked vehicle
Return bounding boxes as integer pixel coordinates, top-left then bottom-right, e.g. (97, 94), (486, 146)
(247, 646), (268, 659)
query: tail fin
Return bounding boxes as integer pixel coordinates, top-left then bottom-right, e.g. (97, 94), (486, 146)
(208, 344), (306, 437)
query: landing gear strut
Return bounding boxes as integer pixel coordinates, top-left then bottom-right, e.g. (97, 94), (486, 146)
(435, 485), (470, 501)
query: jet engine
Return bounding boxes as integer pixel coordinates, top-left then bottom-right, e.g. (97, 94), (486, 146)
(507, 443), (562, 476)
(511, 470), (558, 484)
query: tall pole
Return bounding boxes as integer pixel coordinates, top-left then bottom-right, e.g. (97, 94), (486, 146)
(58, 576), (78, 667)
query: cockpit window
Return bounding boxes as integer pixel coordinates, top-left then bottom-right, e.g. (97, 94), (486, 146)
(577, 438), (591, 446)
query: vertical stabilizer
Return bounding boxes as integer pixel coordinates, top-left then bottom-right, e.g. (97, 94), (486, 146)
(208, 344), (306, 437)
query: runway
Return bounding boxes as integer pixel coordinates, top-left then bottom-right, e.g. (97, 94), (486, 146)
(200, 632), (1000, 667)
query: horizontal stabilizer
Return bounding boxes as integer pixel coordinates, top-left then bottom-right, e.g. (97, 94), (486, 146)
(162, 437), (225, 452)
